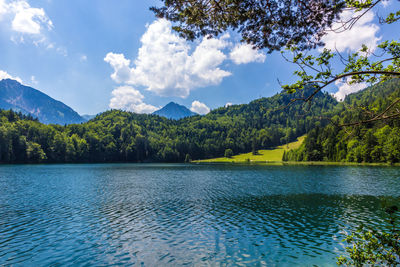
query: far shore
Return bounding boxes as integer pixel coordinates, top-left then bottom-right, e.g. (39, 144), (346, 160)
(192, 160), (400, 167)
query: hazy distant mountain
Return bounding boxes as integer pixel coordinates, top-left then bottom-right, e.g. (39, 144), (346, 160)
(153, 102), (197, 120)
(82, 114), (96, 121)
(0, 79), (85, 125)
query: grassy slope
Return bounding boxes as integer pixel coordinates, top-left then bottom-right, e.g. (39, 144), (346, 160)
(195, 136), (306, 163)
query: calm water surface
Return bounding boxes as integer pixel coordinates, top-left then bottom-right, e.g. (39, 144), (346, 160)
(1, 164), (400, 266)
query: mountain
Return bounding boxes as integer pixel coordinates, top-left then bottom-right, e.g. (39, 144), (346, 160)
(153, 102), (197, 119)
(0, 79), (85, 125)
(82, 114), (96, 121)
(2, 79), (399, 164)
(0, 85), (338, 163)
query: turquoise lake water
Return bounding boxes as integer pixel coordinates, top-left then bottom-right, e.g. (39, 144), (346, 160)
(0, 164), (399, 266)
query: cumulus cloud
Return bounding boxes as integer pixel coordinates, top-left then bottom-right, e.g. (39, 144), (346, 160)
(10, 0), (53, 34)
(104, 53), (132, 84)
(333, 79), (367, 101)
(105, 18), (232, 98)
(229, 43), (266, 64)
(109, 86), (158, 114)
(321, 10), (380, 52)
(0, 0), (55, 48)
(190, 100), (210, 115)
(0, 70), (22, 83)
(1, 0), (52, 34)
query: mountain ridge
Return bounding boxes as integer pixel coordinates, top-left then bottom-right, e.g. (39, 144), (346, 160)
(153, 102), (197, 119)
(0, 79), (85, 125)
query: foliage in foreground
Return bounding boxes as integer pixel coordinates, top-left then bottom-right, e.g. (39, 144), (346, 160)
(337, 204), (400, 266)
(284, 79), (400, 163)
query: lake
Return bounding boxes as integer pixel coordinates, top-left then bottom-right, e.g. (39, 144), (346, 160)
(0, 164), (399, 266)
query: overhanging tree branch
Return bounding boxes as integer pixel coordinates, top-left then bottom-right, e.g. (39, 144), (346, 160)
(305, 70), (400, 102)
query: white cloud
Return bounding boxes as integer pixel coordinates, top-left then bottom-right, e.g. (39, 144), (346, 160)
(80, 54), (87, 62)
(225, 102), (233, 107)
(30, 75), (37, 84)
(56, 46), (67, 56)
(109, 85), (158, 114)
(321, 10), (380, 52)
(0, 0), (54, 48)
(0, 70), (22, 83)
(46, 42), (54, 49)
(104, 53), (132, 84)
(190, 100), (210, 115)
(0, 0), (8, 19)
(105, 18), (231, 98)
(10, 0), (53, 34)
(333, 79), (367, 101)
(381, 0), (391, 7)
(229, 43), (266, 64)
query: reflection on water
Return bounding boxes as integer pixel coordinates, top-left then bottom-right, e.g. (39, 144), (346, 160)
(0, 164), (399, 266)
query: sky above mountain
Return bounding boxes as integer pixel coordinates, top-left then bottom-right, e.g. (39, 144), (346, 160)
(0, 0), (398, 115)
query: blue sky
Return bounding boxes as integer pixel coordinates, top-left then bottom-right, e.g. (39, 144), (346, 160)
(0, 0), (398, 115)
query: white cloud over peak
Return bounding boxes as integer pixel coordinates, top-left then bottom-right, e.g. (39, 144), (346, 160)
(0, 70), (22, 83)
(321, 10), (380, 52)
(230, 43), (266, 64)
(105, 18), (232, 98)
(333, 79), (367, 101)
(109, 85), (158, 114)
(190, 100), (210, 115)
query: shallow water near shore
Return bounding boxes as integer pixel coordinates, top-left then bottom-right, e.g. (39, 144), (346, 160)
(1, 164), (399, 266)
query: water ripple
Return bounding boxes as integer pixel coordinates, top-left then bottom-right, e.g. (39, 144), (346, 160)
(0, 164), (399, 266)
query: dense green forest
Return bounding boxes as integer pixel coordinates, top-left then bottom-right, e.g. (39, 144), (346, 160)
(0, 87), (336, 163)
(1, 79), (399, 164)
(284, 79), (400, 163)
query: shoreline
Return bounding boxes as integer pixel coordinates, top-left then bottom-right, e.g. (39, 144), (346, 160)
(192, 160), (400, 167)
(1, 161), (399, 167)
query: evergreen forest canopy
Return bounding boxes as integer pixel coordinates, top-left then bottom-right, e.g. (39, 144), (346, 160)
(0, 86), (336, 163)
(1, 79), (400, 164)
(284, 78), (400, 163)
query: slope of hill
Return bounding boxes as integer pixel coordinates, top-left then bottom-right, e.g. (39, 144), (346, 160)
(0, 86), (337, 163)
(0, 79), (85, 125)
(285, 79), (400, 163)
(195, 135), (306, 163)
(153, 102), (197, 119)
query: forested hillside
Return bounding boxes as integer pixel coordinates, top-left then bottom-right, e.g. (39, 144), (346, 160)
(0, 87), (336, 163)
(284, 79), (400, 163)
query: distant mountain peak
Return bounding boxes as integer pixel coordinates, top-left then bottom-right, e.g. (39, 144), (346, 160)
(1, 78), (18, 84)
(0, 79), (85, 125)
(153, 102), (197, 120)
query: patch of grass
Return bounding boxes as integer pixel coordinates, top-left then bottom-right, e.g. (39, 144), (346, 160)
(195, 135), (306, 163)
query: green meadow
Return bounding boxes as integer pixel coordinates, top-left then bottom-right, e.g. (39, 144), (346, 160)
(195, 136), (306, 163)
